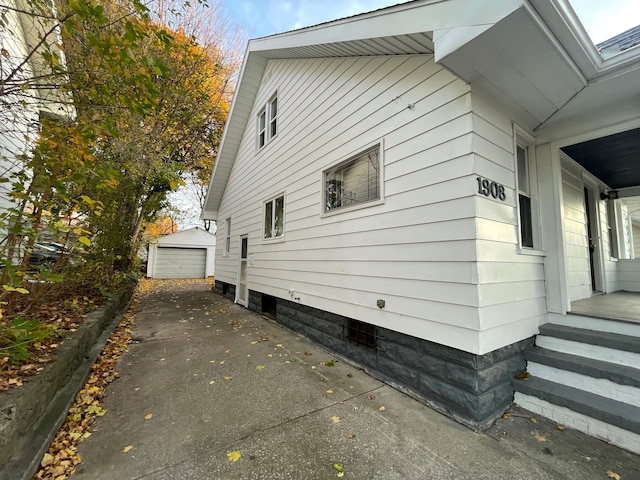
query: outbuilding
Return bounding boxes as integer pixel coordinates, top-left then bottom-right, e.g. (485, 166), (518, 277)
(146, 227), (215, 279)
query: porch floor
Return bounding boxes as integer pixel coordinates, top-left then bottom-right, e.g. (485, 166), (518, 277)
(570, 291), (640, 324)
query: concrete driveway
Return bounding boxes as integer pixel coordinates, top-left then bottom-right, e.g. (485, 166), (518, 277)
(72, 280), (640, 479)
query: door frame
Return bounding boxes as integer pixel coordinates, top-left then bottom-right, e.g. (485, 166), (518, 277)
(582, 181), (604, 294)
(236, 234), (249, 307)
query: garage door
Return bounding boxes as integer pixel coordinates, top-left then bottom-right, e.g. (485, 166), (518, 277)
(154, 247), (206, 279)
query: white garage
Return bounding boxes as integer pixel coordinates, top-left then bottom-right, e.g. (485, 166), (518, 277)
(146, 227), (215, 279)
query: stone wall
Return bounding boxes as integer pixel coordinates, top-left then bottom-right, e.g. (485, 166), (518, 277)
(0, 281), (136, 479)
(215, 281), (532, 430)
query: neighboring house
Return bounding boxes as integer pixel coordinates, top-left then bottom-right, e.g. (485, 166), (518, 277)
(0, 1), (73, 236)
(203, 0), (640, 453)
(146, 227), (215, 279)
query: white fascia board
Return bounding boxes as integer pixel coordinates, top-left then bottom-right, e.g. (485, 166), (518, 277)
(203, 47), (266, 215)
(530, 0), (640, 80)
(252, 0), (521, 56)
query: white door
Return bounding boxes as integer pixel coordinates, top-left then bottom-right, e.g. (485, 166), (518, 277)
(155, 247), (206, 278)
(236, 235), (248, 306)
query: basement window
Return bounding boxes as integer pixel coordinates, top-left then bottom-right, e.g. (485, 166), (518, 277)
(345, 319), (377, 349)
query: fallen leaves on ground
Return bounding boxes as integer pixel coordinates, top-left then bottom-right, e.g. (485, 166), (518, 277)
(144, 413), (153, 420)
(556, 424), (565, 431)
(122, 445), (134, 454)
(32, 281), (143, 479)
(331, 415), (341, 423)
(379, 406), (386, 412)
(534, 434), (547, 442)
(227, 450), (242, 462)
(606, 470), (621, 480)
(256, 365), (265, 371)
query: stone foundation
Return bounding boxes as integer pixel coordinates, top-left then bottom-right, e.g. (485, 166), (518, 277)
(215, 281), (532, 430)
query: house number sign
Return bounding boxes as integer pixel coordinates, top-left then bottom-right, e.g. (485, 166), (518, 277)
(476, 177), (506, 201)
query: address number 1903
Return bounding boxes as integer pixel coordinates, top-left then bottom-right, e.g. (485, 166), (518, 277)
(476, 177), (506, 201)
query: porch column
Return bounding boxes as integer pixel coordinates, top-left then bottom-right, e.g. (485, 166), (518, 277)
(536, 143), (568, 314)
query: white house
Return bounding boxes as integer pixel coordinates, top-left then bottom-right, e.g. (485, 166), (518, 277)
(146, 227), (216, 279)
(203, 0), (640, 452)
(0, 0), (73, 234)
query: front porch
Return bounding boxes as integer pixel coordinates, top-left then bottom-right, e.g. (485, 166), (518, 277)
(570, 291), (640, 324)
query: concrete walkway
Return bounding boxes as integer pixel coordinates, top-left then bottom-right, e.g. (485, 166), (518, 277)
(73, 280), (640, 479)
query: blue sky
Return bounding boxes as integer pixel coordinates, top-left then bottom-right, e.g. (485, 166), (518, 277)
(220, 0), (639, 44)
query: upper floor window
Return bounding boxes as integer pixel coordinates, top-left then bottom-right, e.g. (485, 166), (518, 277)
(257, 93), (278, 149)
(324, 145), (381, 212)
(264, 194), (285, 239)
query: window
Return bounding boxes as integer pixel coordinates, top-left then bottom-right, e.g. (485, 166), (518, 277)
(517, 145), (533, 248)
(224, 218), (231, 255)
(514, 128), (539, 250)
(258, 110), (266, 148)
(345, 319), (377, 349)
(269, 96), (277, 138)
(264, 194), (285, 239)
(257, 93), (278, 149)
(324, 145), (381, 212)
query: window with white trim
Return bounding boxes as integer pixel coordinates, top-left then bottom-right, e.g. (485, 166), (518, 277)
(257, 93), (278, 149)
(324, 145), (381, 212)
(224, 218), (231, 255)
(264, 194), (284, 239)
(515, 130), (539, 250)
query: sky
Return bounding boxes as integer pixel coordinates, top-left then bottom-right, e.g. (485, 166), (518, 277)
(219, 0), (640, 45)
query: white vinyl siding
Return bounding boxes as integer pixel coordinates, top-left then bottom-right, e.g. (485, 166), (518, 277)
(561, 158), (592, 301)
(215, 55), (560, 354)
(471, 94), (546, 352)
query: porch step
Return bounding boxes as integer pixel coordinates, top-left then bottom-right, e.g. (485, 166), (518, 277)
(525, 348), (640, 389)
(538, 324), (640, 353)
(514, 377), (640, 436)
(514, 321), (640, 455)
(537, 324), (640, 368)
(548, 312), (640, 337)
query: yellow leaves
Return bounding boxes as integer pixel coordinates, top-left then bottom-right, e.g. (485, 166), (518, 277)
(79, 236), (92, 247)
(556, 424), (566, 431)
(333, 463), (345, 477)
(144, 413), (153, 420)
(534, 434), (546, 442)
(326, 389), (333, 395)
(379, 406), (386, 412)
(331, 416), (341, 424)
(41, 452), (54, 467)
(122, 445), (134, 453)
(606, 470), (621, 480)
(103, 178), (119, 189)
(223, 376), (233, 381)
(256, 365), (265, 371)
(227, 450), (241, 462)
(2, 285), (30, 294)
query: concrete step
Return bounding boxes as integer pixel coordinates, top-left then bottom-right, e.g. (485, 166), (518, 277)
(548, 312), (640, 337)
(525, 347), (640, 389)
(525, 348), (640, 407)
(514, 377), (640, 454)
(539, 324), (640, 353)
(537, 324), (640, 368)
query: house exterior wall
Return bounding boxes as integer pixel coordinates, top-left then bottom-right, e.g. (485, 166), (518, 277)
(215, 54), (507, 354)
(470, 94), (546, 353)
(0, 4), (40, 222)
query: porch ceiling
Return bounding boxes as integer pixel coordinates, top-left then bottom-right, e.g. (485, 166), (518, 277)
(561, 127), (640, 190)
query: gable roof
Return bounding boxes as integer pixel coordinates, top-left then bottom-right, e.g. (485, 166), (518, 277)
(202, 0), (640, 219)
